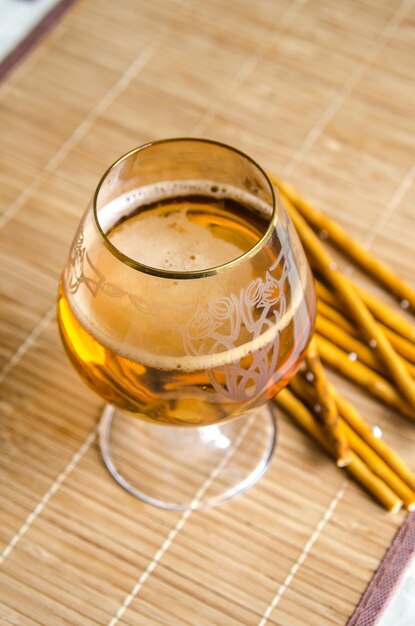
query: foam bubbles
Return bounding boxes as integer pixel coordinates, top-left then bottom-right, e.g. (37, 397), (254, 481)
(109, 206), (248, 271)
(98, 179), (274, 242)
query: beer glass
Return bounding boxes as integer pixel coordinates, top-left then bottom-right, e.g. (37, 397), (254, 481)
(57, 138), (316, 509)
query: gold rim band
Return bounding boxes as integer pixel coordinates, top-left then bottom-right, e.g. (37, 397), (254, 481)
(93, 137), (277, 280)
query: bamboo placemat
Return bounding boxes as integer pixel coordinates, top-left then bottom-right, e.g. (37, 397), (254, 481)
(1, 0), (415, 624)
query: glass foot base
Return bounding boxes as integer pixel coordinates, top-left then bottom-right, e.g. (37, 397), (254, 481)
(98, 405), (278, 510)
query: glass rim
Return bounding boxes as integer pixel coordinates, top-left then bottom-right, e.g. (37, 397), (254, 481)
(93, 137), (278, 280)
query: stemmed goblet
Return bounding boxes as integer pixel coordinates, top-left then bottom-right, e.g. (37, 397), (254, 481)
(57, 138), (316, 509)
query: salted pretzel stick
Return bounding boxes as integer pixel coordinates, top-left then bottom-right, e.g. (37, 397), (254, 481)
(336, 423), (414, 510)
(316, 335), (415, 419)
(305, 338), (351, 466)
(317, 299), (356, 334)
(316, 281), (415, 362)
(329, 384), (415, 493)
(354, 282), (415, 344)
(315, 315), (415, 380)
(274, 389), (402, 513)
(283, 198), (415, 409)
(290, 377), (415, 510)
(273, 177), (415, 311)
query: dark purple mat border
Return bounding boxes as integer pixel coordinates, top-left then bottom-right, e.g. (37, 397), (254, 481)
(347, 511), (415, 626)
(0, 0), (78, 83)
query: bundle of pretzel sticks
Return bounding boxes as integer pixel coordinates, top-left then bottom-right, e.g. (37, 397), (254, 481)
(269, 174), (415, 513)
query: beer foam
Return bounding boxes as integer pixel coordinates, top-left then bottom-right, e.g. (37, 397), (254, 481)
(99, 179), (275, 267)
(109, 207), (249, 272)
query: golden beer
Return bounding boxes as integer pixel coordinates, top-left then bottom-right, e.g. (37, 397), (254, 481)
(57, 181), (315, 426)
